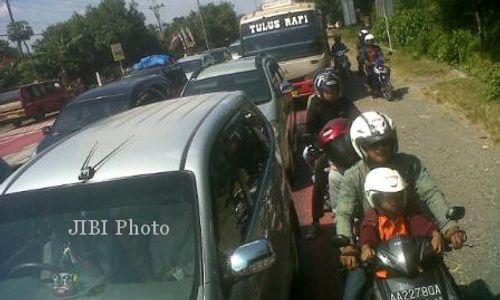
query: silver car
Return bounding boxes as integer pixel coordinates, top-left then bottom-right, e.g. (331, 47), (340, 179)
(182, 55), (298, 175)
(0, 92), (299, 300)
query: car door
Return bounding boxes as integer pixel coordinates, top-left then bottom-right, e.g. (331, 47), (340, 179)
(267, 62), (295, 169)
(208, 107), (289, 299)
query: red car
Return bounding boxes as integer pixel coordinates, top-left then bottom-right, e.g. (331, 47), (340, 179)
(0, 81), (69, 126)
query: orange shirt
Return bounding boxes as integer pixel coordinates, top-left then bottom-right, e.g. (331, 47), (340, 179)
(375, 214), (408, 278)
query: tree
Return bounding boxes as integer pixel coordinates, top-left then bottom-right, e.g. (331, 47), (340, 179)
(6, 21), (34, 56)
(163, 2), (239, 56)
(33, 0), (162, 86)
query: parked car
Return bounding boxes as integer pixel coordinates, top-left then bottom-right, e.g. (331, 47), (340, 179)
(0, 158), (12, 183)
(182, 55), (298, 174)
(228, 40), (242, 60)
(177, 54), (215, 79)
(0, 81), (69, 126)
(202, 47), (232, 63)
(36, 74), (174, 154)
(0, 92), (299, 300)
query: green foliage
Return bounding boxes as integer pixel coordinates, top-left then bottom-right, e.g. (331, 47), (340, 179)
(373, 5), (499, 101)
(32, 0), (162, 86)
(163, 2), (239, 55)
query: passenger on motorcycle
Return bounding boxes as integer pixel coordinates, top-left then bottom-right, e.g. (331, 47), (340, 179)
(303, 70), (359, 239)
(331, 34), (349, 69)
(360, 34), (384, 92)
(360, 167), (445, 275)
(335, 111), (467, 300)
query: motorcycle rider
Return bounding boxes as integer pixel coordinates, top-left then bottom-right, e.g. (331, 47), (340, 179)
(360, 167), (445, 270)
(336, 111), (467, 300)
(360, 34), (384, 92)
(331, 34), (349, 70)
(303, 69), (359, 239)
(356, 29), (369, 75)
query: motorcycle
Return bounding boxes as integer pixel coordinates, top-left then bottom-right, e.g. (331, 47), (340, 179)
(371, 63), (393, 101)
(334, 50), (351, 78)
(333, 206), (467, 300)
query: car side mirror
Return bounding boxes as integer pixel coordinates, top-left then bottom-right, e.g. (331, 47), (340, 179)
(280, 80), (293, 95)
(42, 125), (52, 136)
(331, 235), (350, 248)
(446, 206), (465, 221)
(229, 239), (276, 280)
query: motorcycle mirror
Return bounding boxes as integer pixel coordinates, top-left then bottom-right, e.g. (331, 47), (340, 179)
(331, 235), (350, 248)
(446, 206), (465, 221)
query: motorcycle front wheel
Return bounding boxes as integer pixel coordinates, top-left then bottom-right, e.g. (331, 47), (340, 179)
(381, 81), (393, 101)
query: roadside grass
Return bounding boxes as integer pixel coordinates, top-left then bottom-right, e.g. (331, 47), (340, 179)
(340, 26), (500, 144)
(423, 78), (500, 143)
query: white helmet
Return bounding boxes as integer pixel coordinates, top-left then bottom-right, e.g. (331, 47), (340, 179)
(364, 33), (375, 45)
(350, 111), (398, 159)
(364, 167), (407, 209)
(358, 29), (368, 37)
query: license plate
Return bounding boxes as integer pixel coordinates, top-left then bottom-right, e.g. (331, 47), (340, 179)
(390, 284), (443, 300)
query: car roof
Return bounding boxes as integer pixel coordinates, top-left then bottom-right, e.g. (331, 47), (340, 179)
(193, 56), (259, 80)
(73, 74), (167, 103)
(0, 92), (246, 195)
(177, 54), (210, 62)
(203, 47), (228, 54)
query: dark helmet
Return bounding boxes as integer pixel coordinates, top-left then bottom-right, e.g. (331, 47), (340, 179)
(313, 69), (340, 96)
(317, 118), (358, 169)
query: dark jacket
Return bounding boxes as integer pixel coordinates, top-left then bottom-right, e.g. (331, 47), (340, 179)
(331, 42), (348, 54)
(359, 207), (438, 248)
(306, 95), (355, 138)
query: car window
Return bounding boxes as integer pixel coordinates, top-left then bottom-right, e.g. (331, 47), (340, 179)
(183, 70), (272, 104)
(0, 172), (199, 300)
(209, 111), (270, 264)
(134, 87), (166, 106)
(52, 95), (129, 133)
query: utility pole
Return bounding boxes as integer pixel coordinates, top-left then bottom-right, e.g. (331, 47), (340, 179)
(196, 0), (210, 51)
(149, 1), (165, 32)
(5, 0), (21, 55)
(5, 0), (38, 79)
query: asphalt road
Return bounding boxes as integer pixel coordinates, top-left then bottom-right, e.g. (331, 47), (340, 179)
(290, 62), (500, 299)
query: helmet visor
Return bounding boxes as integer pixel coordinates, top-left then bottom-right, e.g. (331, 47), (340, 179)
(372, 190), (407, 214)
(360, 135), (393, 150)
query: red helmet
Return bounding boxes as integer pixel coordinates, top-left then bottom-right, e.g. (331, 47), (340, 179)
(318, 118), (358, 169)
(318, 118), (349, 146)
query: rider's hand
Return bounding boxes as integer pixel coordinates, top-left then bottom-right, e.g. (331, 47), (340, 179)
(340, 245), (358, 270)
(361, 244), (375, 262)
(444, 227), (467, 249)
(431, 230), (444, 254)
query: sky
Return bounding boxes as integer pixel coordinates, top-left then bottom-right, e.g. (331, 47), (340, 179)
(0, 0), (263, 44)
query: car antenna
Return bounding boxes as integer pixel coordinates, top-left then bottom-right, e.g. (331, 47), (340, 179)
(78, 135), (135, 182)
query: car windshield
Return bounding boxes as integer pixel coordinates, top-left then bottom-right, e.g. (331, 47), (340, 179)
(183, 70), (271, 104)
(178, 59), (203, 74)
(0, 172), (199, 300)
(52, 94), (129, 134)
(240, 11), (324, 61)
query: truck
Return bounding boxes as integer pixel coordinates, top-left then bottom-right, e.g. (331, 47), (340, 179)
(239, 0), (331, 100)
